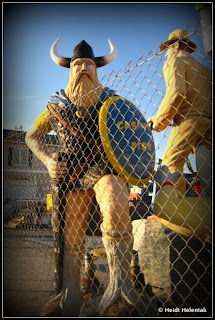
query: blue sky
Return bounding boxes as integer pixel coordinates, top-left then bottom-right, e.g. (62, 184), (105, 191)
(3, 2), (212, 171)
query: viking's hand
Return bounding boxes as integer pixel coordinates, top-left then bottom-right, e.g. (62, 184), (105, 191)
(46, 157), (68, 179)
(48, 90), (71, 108)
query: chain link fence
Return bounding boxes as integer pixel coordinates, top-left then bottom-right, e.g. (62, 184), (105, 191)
(3, 23), (212, 317)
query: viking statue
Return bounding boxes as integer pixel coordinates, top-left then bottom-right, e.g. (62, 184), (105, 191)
(25, 37), (150, 317)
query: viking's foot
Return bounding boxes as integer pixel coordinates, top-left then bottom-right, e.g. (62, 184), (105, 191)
(107, 298), (140, 317)
(81, 276), (104, 300)
(98, 233), (146, 316)
(40, 293), (63, 317)
(40, 299), (62, 317)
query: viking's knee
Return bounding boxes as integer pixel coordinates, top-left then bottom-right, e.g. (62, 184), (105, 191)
(94, 175), (130, 230)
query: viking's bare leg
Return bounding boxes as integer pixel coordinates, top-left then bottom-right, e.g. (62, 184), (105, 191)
(64, 189), (94, 247)
(94, 175), (143, 316)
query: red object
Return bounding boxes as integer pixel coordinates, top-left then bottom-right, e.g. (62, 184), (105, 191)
(192, 182), (202, 196)
(156, 181), (175, 192)
(129, 193), (140, 201)
(36, 216), (43, 227)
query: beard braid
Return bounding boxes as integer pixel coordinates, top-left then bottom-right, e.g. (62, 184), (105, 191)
(65, 71), (104, 109)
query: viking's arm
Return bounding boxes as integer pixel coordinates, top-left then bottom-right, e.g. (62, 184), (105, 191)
(25, 123), (52, 168)
(25, 117), (67, 178)
(25, 114), (67, 293)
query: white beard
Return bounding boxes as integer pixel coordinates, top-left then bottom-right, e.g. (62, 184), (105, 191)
(65, 72), (104, 110)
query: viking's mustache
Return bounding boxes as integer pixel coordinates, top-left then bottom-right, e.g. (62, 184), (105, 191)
(73, 71), (95, 88)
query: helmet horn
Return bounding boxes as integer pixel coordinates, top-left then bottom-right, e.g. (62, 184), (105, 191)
(50, 37), (71, 68)
(95, 39), (118, 67)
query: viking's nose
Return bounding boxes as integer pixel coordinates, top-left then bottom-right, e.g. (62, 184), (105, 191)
(81, 62), (87, 71)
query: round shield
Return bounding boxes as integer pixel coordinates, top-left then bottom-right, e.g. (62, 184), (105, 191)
(99, 96), (155, 186)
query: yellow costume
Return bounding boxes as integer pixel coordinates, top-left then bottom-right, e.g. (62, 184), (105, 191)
(153, 165), (212, 243)
(152, 50), (212, 196)
(155, 184), (212, 243)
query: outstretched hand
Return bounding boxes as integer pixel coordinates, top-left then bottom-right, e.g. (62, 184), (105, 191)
(147, 116), (156, 130)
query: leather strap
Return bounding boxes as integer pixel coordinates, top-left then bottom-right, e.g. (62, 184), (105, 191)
(47, 103), (100, 147)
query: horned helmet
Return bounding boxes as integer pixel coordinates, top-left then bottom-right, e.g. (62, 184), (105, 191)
(50, 37), (118, 68)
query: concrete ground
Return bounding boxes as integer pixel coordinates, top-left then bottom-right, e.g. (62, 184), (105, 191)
(3, 220), (212, 317)
(3, 227), (109, 317)
(3, 228), (55, 317)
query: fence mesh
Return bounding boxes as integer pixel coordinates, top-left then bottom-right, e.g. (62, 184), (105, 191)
(3, 24), (212, 317)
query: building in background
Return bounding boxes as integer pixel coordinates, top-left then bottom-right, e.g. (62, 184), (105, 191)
(3, 129), (59, 223)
